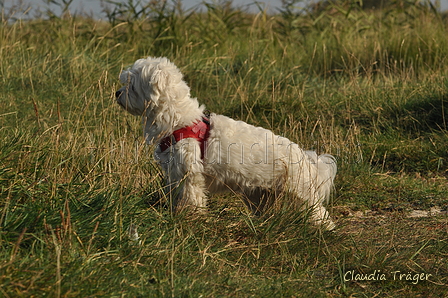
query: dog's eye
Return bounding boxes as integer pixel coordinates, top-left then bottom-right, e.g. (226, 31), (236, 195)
(131, 86), (135, 92)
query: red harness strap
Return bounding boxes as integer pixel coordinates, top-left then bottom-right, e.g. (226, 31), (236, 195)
(159, 117), (210, 159)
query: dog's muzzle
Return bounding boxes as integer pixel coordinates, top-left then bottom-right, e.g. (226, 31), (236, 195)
(115, 90), (125, 108)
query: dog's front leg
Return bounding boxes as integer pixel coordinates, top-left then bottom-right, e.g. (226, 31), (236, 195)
(167, 139), (207, 213)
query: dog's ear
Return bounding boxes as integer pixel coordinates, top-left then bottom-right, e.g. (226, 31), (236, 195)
(150, 63), (183, 89)
(141, 58), (188, 104)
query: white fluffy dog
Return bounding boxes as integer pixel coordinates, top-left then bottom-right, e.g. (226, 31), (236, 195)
(116, 57), (337, 230)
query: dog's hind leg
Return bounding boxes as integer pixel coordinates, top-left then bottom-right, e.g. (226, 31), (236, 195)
(310, 202), (335, 230)
(288, 177), (335, 230)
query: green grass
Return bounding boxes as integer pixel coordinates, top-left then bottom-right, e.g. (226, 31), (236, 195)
(1, 0), (447, 296)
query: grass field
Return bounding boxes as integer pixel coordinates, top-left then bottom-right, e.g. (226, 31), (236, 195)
(1, 0), (447, 296)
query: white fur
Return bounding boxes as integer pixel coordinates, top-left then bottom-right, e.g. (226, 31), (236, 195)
(116, 56), (337, 230)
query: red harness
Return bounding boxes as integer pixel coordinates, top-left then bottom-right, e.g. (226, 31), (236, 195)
(159, 117), (210, 159)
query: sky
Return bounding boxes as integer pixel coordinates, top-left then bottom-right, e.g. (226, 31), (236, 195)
(2, 0), (448, 19)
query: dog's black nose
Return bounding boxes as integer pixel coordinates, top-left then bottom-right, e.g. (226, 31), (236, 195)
(115, 91), (122, 98)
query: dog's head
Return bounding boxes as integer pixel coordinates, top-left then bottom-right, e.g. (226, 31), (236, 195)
(115, 57), (190, 116)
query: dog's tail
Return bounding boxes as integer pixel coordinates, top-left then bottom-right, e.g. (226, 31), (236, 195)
(305, 151), (337, 202)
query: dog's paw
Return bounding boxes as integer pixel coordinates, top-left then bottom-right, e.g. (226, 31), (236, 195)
(315, 219), (336, 231)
